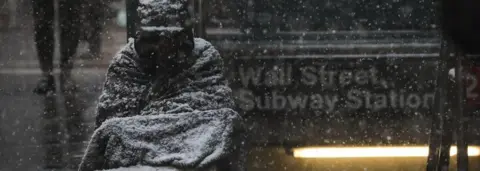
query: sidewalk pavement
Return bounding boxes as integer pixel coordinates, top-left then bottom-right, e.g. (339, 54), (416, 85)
(0, 67), (104, 170)
(0, 24), (121, 170)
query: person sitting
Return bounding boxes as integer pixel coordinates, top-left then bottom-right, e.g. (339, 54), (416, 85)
(78, 0), (245, 171)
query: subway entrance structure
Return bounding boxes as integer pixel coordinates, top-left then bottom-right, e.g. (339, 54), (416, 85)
(125, 0), (478, 170)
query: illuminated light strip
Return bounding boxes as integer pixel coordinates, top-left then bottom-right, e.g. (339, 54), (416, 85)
(293, 146), (480, 158)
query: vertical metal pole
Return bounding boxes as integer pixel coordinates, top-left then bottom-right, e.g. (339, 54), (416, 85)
(437, 42), (457, 170)
(126, 0), (138, 41)
(455, 51), (469, 171)
(193, 0), (206, 39)
(437, 101), (453, 171)
(188, 0), (195, 34)
(437, 135), (452, 171)
(190, 0), (198, 37)
(7, 0), (16, 28)
(427, 40), (451, 171)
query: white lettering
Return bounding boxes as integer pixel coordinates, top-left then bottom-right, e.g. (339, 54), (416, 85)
(370, 68), (380, 85)
(364, 90), (373, 109)
(339, 71), (352, 87)
(467, 73), (479, 99)
(272, 91), (287, 110)
(318, 66), (335, 86)
(389, 91), (398, 108)
(423, 93), (435, 108)
(347, 89), (363, 109)
(234, 65), (437, 112)
(300, 66), (317, 85)
(324, 95), (339, 112)
(406, 94), (422, 108)
(264, 64), (292, 86)
(399, 91), (405, 108)
(236, 89), (255, 111)
(373, 94), (388, 111)
(238, 67), (263, 87)
(355, 70), (369, 85)
(298, 66), (388, 88)
(255, 96), (270, 109)
(310, 94), (324, 109)
(287, 94), (309, 109)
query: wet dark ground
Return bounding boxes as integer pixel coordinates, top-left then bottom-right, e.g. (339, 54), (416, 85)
(0, 16), (125, 170)
(0, 71), (104, 170)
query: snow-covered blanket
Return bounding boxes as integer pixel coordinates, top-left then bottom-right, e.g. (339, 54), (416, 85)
(100, 165), (216, 171)
(78, 38), (245, 171)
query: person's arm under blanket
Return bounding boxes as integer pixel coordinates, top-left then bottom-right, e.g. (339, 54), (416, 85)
(95, 40), (153, 128)
(139, 38), (246, 171)
(140, 38), (236, 115)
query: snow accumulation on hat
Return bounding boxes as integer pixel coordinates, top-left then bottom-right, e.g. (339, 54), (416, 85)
(138, 0), (192, 29)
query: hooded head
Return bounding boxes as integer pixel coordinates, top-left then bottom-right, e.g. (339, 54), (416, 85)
(135, 0), (195, 62)
(138, 0), (193, 28)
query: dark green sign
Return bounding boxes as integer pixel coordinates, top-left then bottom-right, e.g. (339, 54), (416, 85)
(227, 57), (439, 117)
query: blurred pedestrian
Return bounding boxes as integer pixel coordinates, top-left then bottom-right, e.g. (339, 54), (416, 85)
(441, 0), (480, 54)
(79, 0), (106, 60)
(31, 0), (81, 95)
